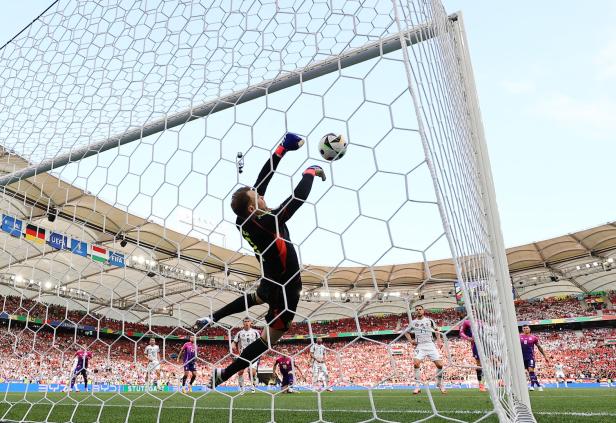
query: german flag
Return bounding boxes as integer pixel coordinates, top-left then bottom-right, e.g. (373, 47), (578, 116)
(25, 224), (46, 244)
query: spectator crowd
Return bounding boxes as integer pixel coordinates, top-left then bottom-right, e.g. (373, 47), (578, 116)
(4, 292), (610, 340)
(1, 292), (615, 388)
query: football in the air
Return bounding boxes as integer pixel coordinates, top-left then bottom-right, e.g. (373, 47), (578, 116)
(318, 133), (348, 161)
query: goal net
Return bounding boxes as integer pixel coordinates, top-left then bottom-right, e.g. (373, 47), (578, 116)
(0, 1), (533, 422)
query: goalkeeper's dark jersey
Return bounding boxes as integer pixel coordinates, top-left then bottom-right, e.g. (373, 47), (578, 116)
(235, 154), (314, 284)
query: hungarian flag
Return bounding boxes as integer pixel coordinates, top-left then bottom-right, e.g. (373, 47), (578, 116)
(25, 224), (45, 244)
(91, 245), (108, 263)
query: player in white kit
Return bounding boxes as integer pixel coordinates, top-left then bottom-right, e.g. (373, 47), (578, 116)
(231, 317), (261, 393)
(554, 362), (567, 387)
(144, 338), (161, 390)
(310, 338), (333, 391)
(404, 305), (446, 395)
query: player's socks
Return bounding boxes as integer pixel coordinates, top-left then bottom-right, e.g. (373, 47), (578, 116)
(212, 294), (258, 323)
(476, 369), (482, 382)
(181, 375), (187, 388)
(221, 338), (268, 382)
(414, 368), (421, 387)
(190, 374), (196, 386)
(238, 374), (245, 390)
(436, 368), (444, 390)
(83, 374), (88, 391)
(528, 371), (540, 387)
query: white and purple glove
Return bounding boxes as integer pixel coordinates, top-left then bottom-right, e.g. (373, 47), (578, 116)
(275, 132), (305, 157)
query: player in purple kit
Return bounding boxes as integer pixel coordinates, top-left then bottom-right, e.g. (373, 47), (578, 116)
(459, 319), (486, 392)
(67, 349), (93, 393)
(520, 325), (548, 391)
(177, 335), (198, 392)
(272, 353), (301, 393)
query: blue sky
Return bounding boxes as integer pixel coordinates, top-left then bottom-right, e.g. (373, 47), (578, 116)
(0, 0), (614, 257)
(442, 0), (616, 244)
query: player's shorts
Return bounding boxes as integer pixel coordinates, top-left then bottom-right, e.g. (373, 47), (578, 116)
(312, 362), (328, 377)
(414, 343), (441, 361)
(183, 361), (197, 372)
(523, 357), (535, 369)
(555, 371), (565, 379)
(146, 361), (161, 373)
(256, 276), (301, 331)
(73, 366), (86, 376)
(281, 373), (294, 387)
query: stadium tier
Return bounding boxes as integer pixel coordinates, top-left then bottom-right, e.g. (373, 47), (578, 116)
(2, 309), (616, 388)
(1, 293), (613, 340)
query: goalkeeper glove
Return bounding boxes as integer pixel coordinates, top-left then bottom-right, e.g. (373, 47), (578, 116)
(275, 132), (305, 157)
(303, 165), (326, 181)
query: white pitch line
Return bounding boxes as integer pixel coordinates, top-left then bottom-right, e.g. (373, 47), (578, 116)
(2, 403), (616, 418)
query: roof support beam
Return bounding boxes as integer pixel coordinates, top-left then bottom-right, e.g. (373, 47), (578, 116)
(548, 266), (589, 294)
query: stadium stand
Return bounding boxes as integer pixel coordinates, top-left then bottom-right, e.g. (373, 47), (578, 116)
(1, 294), (608, 337)
(2, 293), (616, 387)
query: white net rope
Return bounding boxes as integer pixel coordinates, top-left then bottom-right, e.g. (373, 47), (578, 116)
(0, 1), (528, 422)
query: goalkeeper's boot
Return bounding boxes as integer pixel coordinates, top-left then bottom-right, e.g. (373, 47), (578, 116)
(412, 387), (421, 395)
(195, 316), (214, 330)
(439, 386), (447, 394)
(479, 383), (487, 392)
(538, 386), (544, 392)
(529, 386), (535, 391)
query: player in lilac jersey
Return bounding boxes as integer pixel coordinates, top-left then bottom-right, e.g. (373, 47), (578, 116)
(67, 349), (92, 393)
(272, 353), (301, 393)
(459, 319), (486, 392)
(520, 325), (548, 391)
(177, 335), (198, 392)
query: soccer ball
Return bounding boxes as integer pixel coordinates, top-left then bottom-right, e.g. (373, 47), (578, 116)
(318, 133), (347, 161)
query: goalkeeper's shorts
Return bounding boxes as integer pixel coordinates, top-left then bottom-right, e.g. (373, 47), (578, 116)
(256, 276), (301, 331)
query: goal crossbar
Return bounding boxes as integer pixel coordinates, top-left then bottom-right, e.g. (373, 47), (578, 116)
(0, 16), (457, 188)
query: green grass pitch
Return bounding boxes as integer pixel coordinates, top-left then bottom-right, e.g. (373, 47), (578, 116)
(0, 389), (614, 423)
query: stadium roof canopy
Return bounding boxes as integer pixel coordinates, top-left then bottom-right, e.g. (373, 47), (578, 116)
(1, 150), (616, 325)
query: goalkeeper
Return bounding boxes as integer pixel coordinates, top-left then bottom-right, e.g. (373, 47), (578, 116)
(196, 132), (325, 387)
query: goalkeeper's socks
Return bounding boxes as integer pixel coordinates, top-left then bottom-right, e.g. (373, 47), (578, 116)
(529, 372), (539, 387)
(212, 293), (258, 322)
(222, 338), (268, 382)
(476, 369), (483, 382)
(181, 375), (187, 387)
(190, 374), (196, 385)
